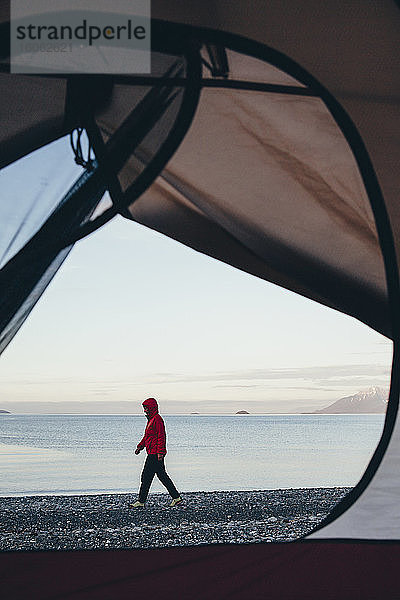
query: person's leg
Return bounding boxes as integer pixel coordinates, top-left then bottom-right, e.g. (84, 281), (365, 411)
(138, 455), (156, 503)
(155, 457), (180, 499)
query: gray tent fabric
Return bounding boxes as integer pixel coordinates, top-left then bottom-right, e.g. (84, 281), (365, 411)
(126, 52), (388, 336)
(150, 1), (399, 324)
(1, 1), (400, 596)
(0, 5), (393, 337)
(0, 38), (200, 351)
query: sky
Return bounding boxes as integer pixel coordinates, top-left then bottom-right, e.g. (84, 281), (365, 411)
(0, 139), (393, 414)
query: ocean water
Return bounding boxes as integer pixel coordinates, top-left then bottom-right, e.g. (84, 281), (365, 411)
(0, 414), (385, 496)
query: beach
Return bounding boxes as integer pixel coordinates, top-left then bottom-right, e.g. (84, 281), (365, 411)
(0, 487), (350, 551)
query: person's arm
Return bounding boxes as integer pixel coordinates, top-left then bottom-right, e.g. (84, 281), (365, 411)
(135, 435), (145, 454)
(155, 416), (166, 460)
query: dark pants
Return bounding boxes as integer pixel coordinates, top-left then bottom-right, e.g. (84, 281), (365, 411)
(138, 454), (179, 503)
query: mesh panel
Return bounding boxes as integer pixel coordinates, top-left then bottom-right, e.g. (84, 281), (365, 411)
(0, 137), (82, 267)
(0, 47), (197, 354)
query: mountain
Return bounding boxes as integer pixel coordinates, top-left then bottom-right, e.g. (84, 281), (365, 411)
(314, 387), (388, 414)
(0, 409), (11, 414)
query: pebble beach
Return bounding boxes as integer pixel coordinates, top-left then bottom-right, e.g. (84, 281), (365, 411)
(0, 487), (350, 551)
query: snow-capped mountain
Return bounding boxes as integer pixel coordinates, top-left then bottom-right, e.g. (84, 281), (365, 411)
(314, 387), (389, 414)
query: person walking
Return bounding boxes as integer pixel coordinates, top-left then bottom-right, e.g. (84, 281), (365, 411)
(130, 397), (182, 508)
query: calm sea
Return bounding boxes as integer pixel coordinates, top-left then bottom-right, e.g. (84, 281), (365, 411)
(0, 414), (385, 496)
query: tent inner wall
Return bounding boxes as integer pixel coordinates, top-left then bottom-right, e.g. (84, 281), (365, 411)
(127, 49), (388, 336)
(0, 46), (199, 354)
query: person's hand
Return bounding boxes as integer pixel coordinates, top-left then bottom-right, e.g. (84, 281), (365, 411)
(135, 448), (141, 455)
(157, 453), (163, 461)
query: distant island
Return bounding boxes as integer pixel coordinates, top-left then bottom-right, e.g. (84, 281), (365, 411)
(313, 387), (388, 414)
(236, 410), (250, 415)
(190, 412), (200, 415)
(0, 409), (10, 414)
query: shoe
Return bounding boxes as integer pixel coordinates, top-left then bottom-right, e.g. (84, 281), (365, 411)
(170, 496), (182, 507)
(129, 501), (145, 508)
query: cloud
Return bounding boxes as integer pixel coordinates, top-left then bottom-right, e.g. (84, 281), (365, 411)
(1, 364), (390, 401)
(139, 364), (390, 386)
(213, 384), (261, 389)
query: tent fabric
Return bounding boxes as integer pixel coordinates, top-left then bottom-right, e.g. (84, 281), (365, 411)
(0, 15), (392, 336)
(2, 542), (400, 600)
(148, 2), (400, 326)
(0, 73), (69, 169)
(0, 47), (201, 352)
(127, 74), (388, 335)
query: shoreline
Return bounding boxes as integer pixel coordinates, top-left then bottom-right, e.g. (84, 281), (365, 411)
(0, 487), (350, 551)
(0, 483), (352, 499)
(1, 412), (385, 415)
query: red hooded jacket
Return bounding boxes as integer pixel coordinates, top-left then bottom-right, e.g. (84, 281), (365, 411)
(136, 398), (167, 455)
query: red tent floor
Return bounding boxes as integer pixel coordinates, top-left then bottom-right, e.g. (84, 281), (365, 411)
(1, 540), (399, 599)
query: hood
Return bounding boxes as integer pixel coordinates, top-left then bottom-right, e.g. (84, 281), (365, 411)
(142, 397), (159, 418)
